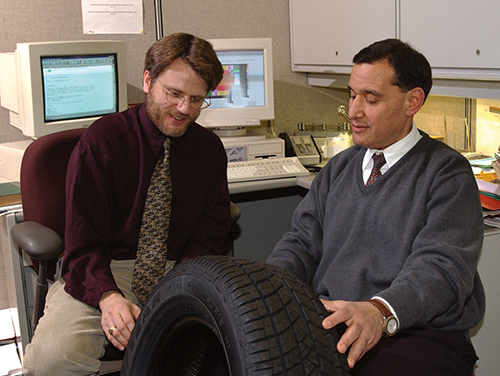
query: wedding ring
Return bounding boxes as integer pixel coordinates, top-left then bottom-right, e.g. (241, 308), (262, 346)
(108, 326), (116, 336)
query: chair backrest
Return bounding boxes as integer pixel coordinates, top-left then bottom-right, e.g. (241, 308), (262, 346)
(20, 128), (86, 240)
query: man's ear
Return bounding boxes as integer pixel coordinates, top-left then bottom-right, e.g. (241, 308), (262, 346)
(406, 87), (426, 117)
(143, 70), (152, 94)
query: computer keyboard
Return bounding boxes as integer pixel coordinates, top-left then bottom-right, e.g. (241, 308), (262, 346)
(227, 157), (310, 183)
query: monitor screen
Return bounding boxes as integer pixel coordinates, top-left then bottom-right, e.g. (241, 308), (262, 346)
(209, 49), (266, 110)
(196, 38), (274, 137)
(0, 40), (127, 138)
(41, 54), (119, 122)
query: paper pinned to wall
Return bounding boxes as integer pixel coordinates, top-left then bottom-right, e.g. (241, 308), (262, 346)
(82, 0), (144, 34)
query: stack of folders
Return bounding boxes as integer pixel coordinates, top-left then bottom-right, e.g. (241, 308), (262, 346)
(475, 155), (500, 228)
(494, 152), (500, 177)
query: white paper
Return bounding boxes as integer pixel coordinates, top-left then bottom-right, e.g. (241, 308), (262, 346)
(0, 308), (22, 375)
(0, 344), (22, 375)
(82, 0), (144, 34)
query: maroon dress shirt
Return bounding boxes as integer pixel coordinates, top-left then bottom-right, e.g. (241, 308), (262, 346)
(61, 104), (231, 308)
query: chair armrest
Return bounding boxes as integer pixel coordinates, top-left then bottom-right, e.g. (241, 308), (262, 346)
(11, 221), (64, 261)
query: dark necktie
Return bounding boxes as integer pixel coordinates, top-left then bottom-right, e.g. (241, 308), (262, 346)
(366, 153), (386, 186)
(132, 138), (172, 305)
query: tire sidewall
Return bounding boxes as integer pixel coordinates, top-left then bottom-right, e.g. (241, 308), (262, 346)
(124, 269), (246, 375)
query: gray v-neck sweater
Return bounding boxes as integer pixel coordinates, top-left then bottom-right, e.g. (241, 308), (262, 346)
(268, 131), (485, 331)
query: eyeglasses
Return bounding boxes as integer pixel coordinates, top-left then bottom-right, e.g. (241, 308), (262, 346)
(157, 79), (211, 110)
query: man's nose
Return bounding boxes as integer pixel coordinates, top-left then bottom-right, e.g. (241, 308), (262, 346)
(177, 97), (191, 114)
(349, 98), (363, 120)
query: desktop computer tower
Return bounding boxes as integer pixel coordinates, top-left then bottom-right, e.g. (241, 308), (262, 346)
(0, 140), (32, 182)
(220, 129), (285, 162)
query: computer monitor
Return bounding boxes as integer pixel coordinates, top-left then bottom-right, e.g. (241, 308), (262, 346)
(196, 38), (274, 137)
(0, 40), (128, 138)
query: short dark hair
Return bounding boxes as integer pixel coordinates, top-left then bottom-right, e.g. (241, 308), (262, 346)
(144, 32), (224, 92)
(353, 39), (432, 101)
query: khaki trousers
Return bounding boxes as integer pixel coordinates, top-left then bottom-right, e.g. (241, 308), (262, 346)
(22, 259), (175, 376)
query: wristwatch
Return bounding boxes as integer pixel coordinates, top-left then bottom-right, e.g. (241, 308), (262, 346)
(368, 299), (398, 337)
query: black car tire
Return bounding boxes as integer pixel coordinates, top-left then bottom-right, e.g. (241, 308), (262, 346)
(121, 256), (351, 376)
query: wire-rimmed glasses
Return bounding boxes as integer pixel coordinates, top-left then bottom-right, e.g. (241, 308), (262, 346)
(157, 79), (211, 110)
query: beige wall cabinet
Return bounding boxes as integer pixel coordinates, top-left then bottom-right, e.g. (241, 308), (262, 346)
(290, 0), (395, 74)
(400, 0), (500, 80)
(291, 0), (500, 81)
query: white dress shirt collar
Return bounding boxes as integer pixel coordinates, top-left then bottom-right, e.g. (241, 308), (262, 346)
(362, 123), (422, 182)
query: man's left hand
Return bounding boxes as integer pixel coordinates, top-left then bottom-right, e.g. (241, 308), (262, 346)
(320, 299), (384, 369)
(99, 290), (141, 351)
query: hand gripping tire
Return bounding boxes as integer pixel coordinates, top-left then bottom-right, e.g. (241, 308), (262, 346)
(121, 256), (351, 376)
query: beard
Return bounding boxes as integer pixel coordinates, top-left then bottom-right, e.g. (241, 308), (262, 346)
(145, 93), (197, 138)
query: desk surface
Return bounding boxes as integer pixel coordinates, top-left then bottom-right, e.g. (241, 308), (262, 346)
(0, 183), (21, 210)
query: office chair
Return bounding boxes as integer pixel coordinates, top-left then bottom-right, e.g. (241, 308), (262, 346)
(9, 128), (240, 371)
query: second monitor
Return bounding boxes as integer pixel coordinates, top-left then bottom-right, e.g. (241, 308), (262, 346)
(196, 38), (274, 138)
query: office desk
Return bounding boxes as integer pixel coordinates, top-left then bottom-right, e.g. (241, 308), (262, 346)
(229, 179), (309, 263)
(227, 175), (313, 262)
(229, 174), (500, 376)
(470, 226), (500, 376)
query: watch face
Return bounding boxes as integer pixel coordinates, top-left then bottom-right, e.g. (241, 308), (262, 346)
(386, 317), (398, 335)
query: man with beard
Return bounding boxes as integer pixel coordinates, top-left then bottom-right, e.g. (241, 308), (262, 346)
(23, 32), (231, 376)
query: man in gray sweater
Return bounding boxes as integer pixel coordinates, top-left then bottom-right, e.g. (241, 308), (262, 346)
(267, 39), (485, 376)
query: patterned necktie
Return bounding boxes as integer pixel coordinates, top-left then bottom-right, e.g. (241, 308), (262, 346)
(366, 153), (386, 186)
(132, 138), (172, 305)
